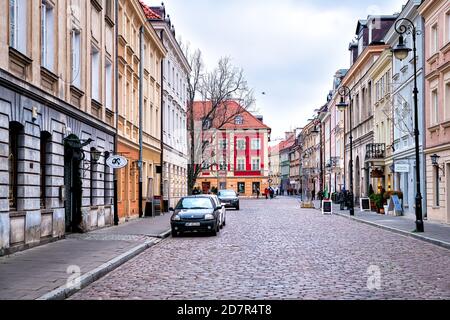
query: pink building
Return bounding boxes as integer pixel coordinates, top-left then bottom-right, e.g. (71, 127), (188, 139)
(420, 0), (450, 224)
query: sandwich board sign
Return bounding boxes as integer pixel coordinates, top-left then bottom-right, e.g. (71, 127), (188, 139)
(360, 198), (371, 211)
(322, 200), (332, 215)
(388, 195), (403, 216)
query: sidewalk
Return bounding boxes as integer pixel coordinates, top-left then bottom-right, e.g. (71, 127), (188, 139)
(0, 214), (172, 300)
(331, 203), (450, 250)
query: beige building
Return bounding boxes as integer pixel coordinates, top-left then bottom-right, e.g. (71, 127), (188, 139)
(116, 0), (166, 220)
(1, 0), (117, 255)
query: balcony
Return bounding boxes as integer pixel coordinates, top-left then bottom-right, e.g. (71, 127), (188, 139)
(365, 143), (386, 161)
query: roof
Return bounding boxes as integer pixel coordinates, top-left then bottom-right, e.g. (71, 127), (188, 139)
(192, 100), (271, 131)
(140, 1), (161, 20)
(278, 135), (295, 152)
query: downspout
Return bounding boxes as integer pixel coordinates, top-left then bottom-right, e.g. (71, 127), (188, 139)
(160, 29), (165, 211)
(138, 26), (144, 218)
(113, 0), (119, 225)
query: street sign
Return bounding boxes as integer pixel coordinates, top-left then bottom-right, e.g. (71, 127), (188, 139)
(106, 155), (128, 169)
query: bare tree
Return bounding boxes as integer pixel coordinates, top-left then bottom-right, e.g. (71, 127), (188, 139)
(185, 52), (255, 194)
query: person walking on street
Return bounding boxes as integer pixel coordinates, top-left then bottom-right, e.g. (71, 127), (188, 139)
(264, 188), (269, 199)
(256, 188), (260, 199)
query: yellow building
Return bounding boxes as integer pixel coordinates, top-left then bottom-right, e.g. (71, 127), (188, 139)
(367, 48), (394, 193)
(117, 0), (166, 221)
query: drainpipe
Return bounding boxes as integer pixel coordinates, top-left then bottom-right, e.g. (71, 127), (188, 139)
(113, 0), (119, 225)
(138, 26), (144, 218)
(160, 29), (165, 212)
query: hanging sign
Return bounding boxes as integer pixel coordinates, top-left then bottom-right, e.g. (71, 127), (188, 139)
(106, 155), (128, 169)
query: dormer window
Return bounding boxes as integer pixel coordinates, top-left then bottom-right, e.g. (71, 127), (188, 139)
(235, 116), (243, 125)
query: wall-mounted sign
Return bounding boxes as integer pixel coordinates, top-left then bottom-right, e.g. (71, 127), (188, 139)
(106, 155), (128, 169)
(394, 163), (409, 173)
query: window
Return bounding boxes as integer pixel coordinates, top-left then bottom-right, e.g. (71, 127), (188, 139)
(251, 138), (261, 150)
(447, 12), (450, 43)
(105, 60), (113, 110)
(105, 0), (113, 20)
(434, 166), (440, 207)
(237, 158), (245, 171)
(219, 160), (227, 171)
(432, 89), (439, 125)
(235, 116), (243, 125)
(9, 0), (27, 54)
(40, 132), (51, 209)
(41, 1), (54, 70)
(71, 29), (81, 87)
(237, 139), (246, 150)
(203, 118), (212, 130)
(238, 182), (245, 194)
(219, 139), (227, 150)
(252, 158), (260, 171)
(431, 24), (438, 54)
(91, 46), (100, 101)
(446, 82), (450, 120)
(9, 123), (22, 210)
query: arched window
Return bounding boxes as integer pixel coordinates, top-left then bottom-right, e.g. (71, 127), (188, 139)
(9, 122), (23, 210)
(40, 131), (51, 209)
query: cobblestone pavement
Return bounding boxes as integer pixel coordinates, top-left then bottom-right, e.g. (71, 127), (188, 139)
(71, 197), (450, 300)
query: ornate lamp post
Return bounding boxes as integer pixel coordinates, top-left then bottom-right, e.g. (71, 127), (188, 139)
(337, 86), (354, 216)
(391, 18), (424, 232)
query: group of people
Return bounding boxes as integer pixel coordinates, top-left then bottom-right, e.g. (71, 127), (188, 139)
(264, 187), (275, 199)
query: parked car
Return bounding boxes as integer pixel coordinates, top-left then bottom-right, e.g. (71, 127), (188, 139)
(218, 189), (240, 210)
(170, 196), (223, 237)
(207, 194), (226, 229)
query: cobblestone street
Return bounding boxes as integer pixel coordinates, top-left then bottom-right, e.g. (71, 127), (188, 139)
(71, 198), (450, 300)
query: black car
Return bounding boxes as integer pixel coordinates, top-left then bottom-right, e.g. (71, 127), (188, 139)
(218, 189), (240, 210)
(170, 196), (223, 237)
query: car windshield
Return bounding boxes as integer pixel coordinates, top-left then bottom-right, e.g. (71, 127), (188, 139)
(218, 190), (236, 197)
(176, 198), (213, 209)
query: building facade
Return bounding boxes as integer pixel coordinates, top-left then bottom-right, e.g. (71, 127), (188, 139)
(385, 0), (427, 218)
(1, 0), (116, 255)
(419, 0), (450, 224)
(116, 0), (166, 221)
(145, 3), (191, 209)
(279, 133), (295, 194)
(342, 15), (397, 204)
(268, 143), (281, 191)
(193, 101), (271, 197)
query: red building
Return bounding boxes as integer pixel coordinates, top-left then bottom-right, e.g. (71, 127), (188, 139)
(193, 101), (271, 197)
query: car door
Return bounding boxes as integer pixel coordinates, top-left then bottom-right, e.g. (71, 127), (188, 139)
(212, 196), (223, 225)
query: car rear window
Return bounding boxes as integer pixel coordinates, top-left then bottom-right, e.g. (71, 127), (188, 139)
(219, 190), (236, 197)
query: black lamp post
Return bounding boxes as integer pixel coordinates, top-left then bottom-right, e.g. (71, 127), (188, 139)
(391, 18), (424, 232)
(337, 86), (354, 216)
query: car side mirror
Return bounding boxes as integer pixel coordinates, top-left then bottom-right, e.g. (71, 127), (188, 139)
(169, 207), (175, 212)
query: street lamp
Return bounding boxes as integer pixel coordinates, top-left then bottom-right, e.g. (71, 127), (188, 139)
(391, 18), (424, 232)
(337, 86), (354, 216)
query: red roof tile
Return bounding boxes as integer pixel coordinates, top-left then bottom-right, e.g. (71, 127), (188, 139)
(192, 100), (271, 131)
(140, 1), (161, 20)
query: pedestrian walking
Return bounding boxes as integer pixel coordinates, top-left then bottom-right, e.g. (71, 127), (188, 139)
(256, 188), (260, 199)
(264, 188), (269, 199)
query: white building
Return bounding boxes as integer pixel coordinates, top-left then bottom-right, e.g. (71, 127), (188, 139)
(145, 4), (191, 209)
(384, 0), (427, 218)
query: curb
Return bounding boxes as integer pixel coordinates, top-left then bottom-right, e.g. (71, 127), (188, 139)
(333, 211), (450, 250)
(158, 229), (172, 239)
(36, 238), (162, 300)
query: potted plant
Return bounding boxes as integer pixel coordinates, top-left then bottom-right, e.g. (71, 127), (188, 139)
(369, 193), (378, 212)
(370, 193), (384, 214)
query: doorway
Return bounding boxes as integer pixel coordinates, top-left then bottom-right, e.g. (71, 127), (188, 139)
(202, 182), (211, 194)
(64, 134), (83, 233)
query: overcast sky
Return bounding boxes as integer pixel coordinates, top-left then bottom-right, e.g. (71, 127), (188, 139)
(144, 0), (406, 140)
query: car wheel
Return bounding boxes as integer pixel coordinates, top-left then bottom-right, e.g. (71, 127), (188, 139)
(171, 229), (178, 237)
(236, 205), (240, 211)
(211, 228), (217, 236)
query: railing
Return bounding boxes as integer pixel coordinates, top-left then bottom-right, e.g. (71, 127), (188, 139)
(366, 143), (386, 160)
